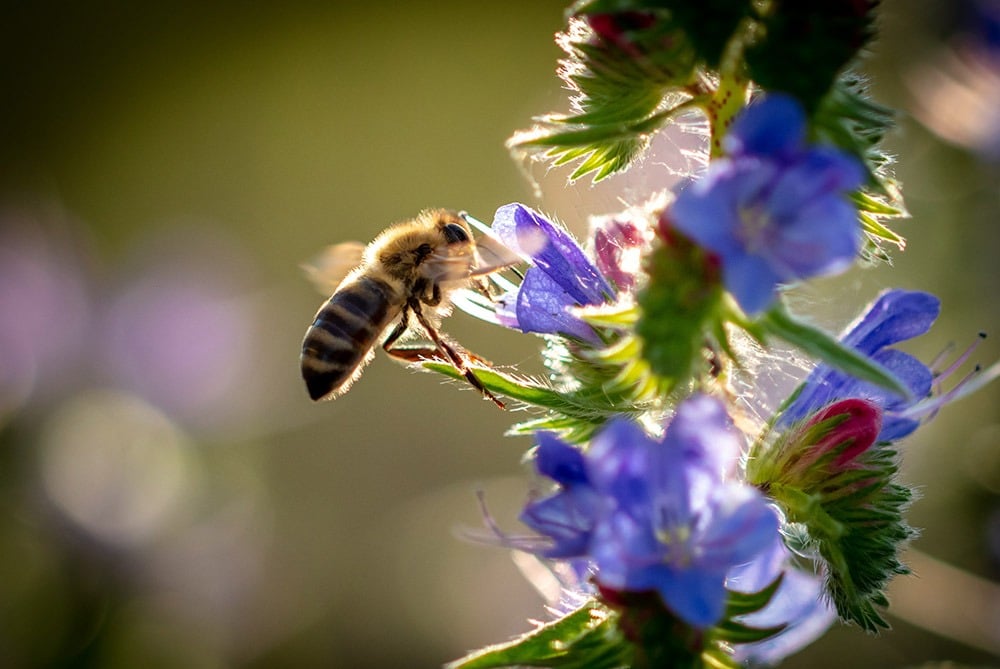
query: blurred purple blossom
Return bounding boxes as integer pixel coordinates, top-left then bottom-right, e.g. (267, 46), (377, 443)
(0, 208), (272, 433)
(671, 94), (865, 314)
(0, 212), (93, 414)
(908, 38), (1000, 160)
(520, 395), (779, 628)
(491, 203), (614, 343)
(99, 228), (261, 430)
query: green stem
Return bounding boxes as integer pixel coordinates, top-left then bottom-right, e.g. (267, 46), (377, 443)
(706, 72), (748, 158)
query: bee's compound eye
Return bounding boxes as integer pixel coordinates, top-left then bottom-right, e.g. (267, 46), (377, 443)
(442, 223), (470, 244)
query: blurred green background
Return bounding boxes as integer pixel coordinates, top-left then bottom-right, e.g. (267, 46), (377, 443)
(0, 1), (997, 667)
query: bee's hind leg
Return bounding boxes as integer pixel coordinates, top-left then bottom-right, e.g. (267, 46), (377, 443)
(384, 299), (505, 409)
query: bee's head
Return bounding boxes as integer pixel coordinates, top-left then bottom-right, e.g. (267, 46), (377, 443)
(374, 210), (476, 283)
(411, 210), (476, 283)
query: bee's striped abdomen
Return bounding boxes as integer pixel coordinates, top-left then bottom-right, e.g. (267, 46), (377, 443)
(300, 276), (403, 401)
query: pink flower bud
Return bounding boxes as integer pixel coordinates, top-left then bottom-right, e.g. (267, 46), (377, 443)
(593, 217), (645, 292)
(585, 12), (657, 54)
(804, 398), (883, 470)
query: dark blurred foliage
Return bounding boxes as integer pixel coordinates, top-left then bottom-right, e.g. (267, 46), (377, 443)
(0, 1), (996, 668)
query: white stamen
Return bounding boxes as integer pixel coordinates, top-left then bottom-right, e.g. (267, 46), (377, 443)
(451, 288), (502, 324)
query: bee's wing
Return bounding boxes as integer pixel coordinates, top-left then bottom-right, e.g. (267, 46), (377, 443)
(425, 232), (523, 289)
(301, 241), (366, 295)
(471, 232), (523, 277)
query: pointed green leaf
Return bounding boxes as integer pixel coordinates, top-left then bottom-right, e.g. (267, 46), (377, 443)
(512, 122), (646, 149)
(447, 601), (628, 669)
(506, 416), (604, 444)
(851, 190), (903, 217)
(758, 304), (912, 399)
(420, 361), (576, 412)
(710, 620), (787, 645)
(724, 574), (784, 617)
(859, 211), (906, 248)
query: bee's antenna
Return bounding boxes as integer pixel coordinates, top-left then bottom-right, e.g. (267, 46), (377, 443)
(461, 210), (526, 281)
(459, 210), (493, 236)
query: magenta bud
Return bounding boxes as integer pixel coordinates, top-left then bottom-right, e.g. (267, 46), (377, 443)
(586, 11), (657, 48)
(805, 398), (883, 469)
(593, 217), (644, 292)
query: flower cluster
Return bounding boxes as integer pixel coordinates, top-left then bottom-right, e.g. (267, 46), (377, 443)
(409, 3), (1000, 668)
(521, 395), (778, 630)
(440, 160), (992, 668)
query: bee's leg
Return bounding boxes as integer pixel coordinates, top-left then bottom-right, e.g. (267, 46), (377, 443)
(422, 281), (442, 307)
(382, 303), (455, 366)
(383, 338), (502, 408)
(383, 346), (449, 365)
(470, 276), (495, 299)
(394, 299), (505, 409)
(381, 306), (412, 353)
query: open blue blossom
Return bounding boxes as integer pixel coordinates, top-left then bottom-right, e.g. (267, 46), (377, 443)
(520, 394), (779, 628)
(670, 94), (865, 314)
(780, 289), (939, 442)
(491, 203), (614, 342)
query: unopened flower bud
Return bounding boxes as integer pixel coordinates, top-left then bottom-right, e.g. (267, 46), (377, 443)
(801, 398), (883, 472)
(585, 11), (657, 56)
(592, 214), (646, 293)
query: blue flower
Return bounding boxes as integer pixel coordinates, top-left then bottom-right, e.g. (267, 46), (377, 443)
(780, 289), (939, 442)
(520, 395), (779, 628)
(670, 94), (865, 315)
(491, 203), (614, 342)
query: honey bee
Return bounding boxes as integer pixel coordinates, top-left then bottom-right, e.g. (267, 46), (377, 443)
(300, 209), (517, 408)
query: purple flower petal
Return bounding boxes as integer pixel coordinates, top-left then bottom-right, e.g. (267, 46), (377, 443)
(515, 268), (602, 342)
(591, 510), (661, 574)
(767, 196), (862, 277)
(661, 393), (742, 478)
(724, 254), (782, 315)
(841, 289), (940, 353)
(724, 94), (806, 160)
(648, 565), (731, 629)
(489, 203), (617, 341)
(728, 536), (836, 665)
(519, 491), (598, 559)
(672, 163), (774, 259)
(696, 485), (780, 568)
(766, 150), (865, 215)
(737, 583), (836, 665)
(535, 432), (589, 485)
(492, 203), (613, 306)
(493, 289), (520, 329)
(588, 418), (653, 505)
